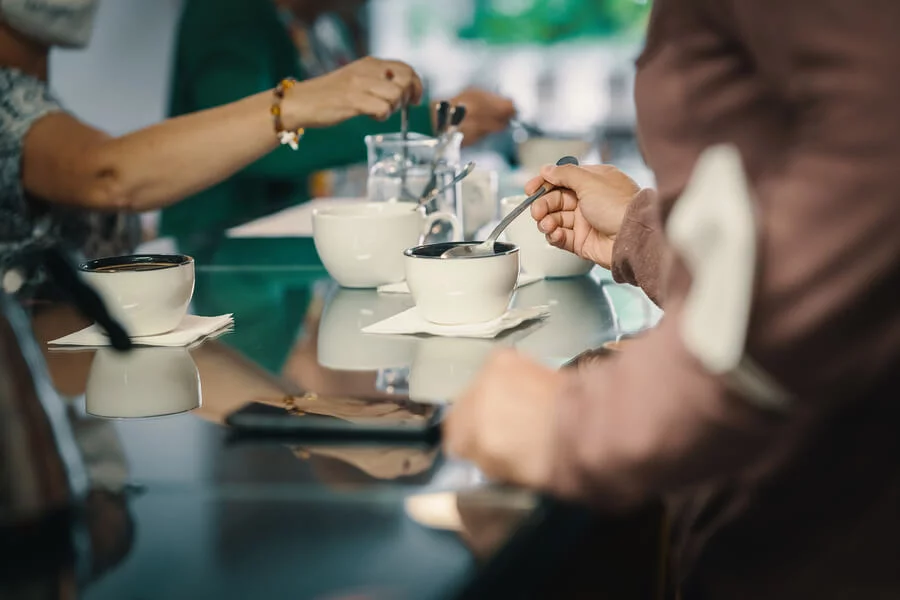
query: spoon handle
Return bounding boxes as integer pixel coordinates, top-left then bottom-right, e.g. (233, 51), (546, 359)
(485, 155), (580, 244)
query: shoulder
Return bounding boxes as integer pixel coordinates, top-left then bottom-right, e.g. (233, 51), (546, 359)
(0, 68), (63, 149)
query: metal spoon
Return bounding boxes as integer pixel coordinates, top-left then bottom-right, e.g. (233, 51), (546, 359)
(418, 161), (475, 207)
(440, 155), (579, 259)
(398, 102), (413, 199)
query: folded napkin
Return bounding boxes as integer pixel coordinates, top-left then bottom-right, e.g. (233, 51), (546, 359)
(48, 314), (234, 348)
(378, 272), (544, 295)
(362, 306), (549, 339)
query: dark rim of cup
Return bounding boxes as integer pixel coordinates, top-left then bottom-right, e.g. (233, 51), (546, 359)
(404, 242), (518, 260)
(80, 254), (194, 273)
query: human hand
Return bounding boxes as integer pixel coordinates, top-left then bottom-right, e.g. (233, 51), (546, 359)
(287, 56), (424, 127)
(527, 164), (639, 269)
(448, 87), (516, 146)
(443, 349), (562, 488)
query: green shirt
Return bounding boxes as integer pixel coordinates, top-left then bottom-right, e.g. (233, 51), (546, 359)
(160, 0), (432, 252)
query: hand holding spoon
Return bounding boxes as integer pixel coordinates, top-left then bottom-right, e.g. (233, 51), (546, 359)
(440, 156), (579, 259)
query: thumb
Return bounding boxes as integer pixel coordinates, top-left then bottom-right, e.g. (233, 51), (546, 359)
(539, 164), (590, 192)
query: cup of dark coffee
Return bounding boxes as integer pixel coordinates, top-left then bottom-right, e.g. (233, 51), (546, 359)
(80, 254), (194, 337)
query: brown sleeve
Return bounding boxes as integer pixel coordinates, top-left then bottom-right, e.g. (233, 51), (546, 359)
(545, 0), (900, 506)
(610, 188), (668, 306)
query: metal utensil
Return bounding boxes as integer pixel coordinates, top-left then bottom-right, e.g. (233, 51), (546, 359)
(448, 105), (467, 135)
(398, 102), (413, 200)
(435, 101), (451, 134)
(510, 118), (545, 138)
(440, 155), (579, 259)
(417, 161), (475, 207)
(418, 105), (466, 202)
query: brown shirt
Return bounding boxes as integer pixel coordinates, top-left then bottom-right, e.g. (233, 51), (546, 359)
(549, 1), (900, 598)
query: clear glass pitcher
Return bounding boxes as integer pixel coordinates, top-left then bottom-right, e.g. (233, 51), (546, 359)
(365, 132), (464, 243)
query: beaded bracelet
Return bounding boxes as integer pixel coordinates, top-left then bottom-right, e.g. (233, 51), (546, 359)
(271, 77), (305, 150)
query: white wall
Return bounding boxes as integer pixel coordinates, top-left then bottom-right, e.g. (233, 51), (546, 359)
(49, 0), (184, 136)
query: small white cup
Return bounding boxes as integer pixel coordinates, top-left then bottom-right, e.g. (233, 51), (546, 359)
(318, 288), (417, 371)
(80, 254), (195, 337)
(313, 202), (460, 288)
(501, 195), (593, 279)
(404, 242), (520, 325)
(86, 347), (201, 418)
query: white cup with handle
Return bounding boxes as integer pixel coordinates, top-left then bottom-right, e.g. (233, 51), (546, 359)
(313, 202), (460, 288)
(500, 195), (593, 279)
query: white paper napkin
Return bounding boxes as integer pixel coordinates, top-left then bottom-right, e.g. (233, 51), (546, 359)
(377, 272), (544, 295)
(362, 306), (549, 339)
(48, 314), (234, 348)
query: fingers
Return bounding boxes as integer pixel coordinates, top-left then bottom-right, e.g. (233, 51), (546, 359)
(538, 210), (575, 233)
(524, 174), (546, 196)
(539, 163), (589, 189)
(363, 77), (406, 110)
(382, 59), (423, 104)
(351, 92), (394, 121)
(546, 226), (575, 253)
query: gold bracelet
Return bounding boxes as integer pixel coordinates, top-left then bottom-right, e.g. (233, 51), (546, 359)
(271, 77), (305, 150)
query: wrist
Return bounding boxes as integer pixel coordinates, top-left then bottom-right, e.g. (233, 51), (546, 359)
(279, 79), (314, 131)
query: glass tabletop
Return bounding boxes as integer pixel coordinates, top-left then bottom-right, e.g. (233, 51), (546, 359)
(27, 233), (661, 599)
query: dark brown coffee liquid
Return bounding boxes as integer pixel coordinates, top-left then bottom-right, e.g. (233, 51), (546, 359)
(90, 263), (177, 273)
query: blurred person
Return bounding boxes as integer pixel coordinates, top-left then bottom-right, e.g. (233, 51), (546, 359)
(0, 0), (425, 296)
(445, 1), (900, 598)
(160, 0), (516, 249)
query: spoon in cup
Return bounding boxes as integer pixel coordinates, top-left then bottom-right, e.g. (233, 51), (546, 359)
(440, 155), (579, 259)
(417, 161), (476, 207)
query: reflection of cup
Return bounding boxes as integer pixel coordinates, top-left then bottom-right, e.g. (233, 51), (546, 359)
(514, 278), (615, 362)
(501, 196), (593, 279)
(404, 242), (519, 325)
(408, 337), (495, 403)
(85, 347), (201, 418)
(313, 202), (459, 288)
(318, 288), (417, 371)
(80, 254), (194, 337)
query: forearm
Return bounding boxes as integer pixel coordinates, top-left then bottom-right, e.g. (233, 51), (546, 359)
(610, 188), (668, 306)
(548, 311), (780, 509)
(23, 89), (287, 212)
(89, 90), (280, 211)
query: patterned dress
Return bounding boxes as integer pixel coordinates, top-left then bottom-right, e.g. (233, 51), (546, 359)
(0, 68), (139, 296)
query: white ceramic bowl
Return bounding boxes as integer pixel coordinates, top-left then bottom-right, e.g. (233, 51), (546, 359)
(317, 288), (417, 371)
(404, 242), (520, 325)
(501, 195), (594, 279)
(313, 202), (458, 288)
(80, 254), (194, 337)
(85, 347), (201, 418)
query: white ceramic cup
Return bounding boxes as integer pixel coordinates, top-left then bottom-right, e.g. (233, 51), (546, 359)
(313, 202), (460, 288)
(501, 195), (593, 279)
(317, 288), (417, 371)
(85, 347), (201, 418)
(404, 241), (520, 325)
(80, 254), (195, 337)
